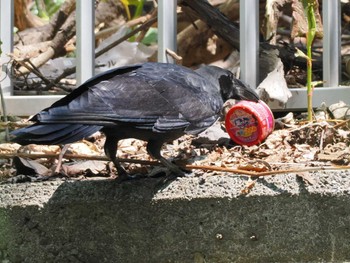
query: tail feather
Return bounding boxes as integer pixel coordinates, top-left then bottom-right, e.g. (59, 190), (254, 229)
(11, 124), (102, 145)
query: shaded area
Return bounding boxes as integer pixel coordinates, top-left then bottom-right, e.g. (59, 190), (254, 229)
(0, 172), (350, 262)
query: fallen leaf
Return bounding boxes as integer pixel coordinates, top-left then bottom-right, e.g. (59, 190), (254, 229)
(62, 160), (107, 176)
(296, 171), (316, 185)
(241, 179), (257, 195)
(13, 156), (50, 176)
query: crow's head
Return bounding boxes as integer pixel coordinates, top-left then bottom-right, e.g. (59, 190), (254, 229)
(195, 65), (259, 102)
(218, 73), (259, 102)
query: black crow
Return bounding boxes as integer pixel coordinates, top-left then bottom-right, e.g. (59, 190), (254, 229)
(11, 62), (259, 180)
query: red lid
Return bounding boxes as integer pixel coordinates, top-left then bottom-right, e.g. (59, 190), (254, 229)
(225, 100), (274, 146)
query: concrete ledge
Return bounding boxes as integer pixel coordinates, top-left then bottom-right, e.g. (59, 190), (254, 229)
(1, 171), (350, 262)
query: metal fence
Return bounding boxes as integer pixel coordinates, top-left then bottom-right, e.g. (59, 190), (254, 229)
(0, 0), (349, 116)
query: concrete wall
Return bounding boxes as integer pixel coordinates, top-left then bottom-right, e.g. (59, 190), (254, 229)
(0, 171), (350, 262)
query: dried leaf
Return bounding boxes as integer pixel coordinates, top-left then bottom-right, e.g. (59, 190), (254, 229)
(69, 142), (101, 155)
(291, 0), (323, 39)
(19, 144), (61, 154)
(296, 171), (316, 185)
(62, 160), (107, 176)
(13, 156), (50, 176)
(0, 143), (21, 153)
(241, 179), (257, 195)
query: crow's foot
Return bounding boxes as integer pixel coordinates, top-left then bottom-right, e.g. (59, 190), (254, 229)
(149, 166), (173, 178)
(114, 171), (147, 183)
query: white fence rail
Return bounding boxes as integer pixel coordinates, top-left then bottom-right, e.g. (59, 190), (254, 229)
(0, 0), (349, 116)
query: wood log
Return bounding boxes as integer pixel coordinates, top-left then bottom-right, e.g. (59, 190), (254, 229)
(15, 0), (76, 45)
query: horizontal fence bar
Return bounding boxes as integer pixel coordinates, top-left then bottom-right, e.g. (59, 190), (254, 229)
(3, 96), (64, 116)
(285, 87), (350, 110)
(3, 86), (350, 116)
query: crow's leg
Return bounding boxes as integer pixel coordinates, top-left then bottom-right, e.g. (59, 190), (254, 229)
(104, 136), (129, 181)
(53, 144), (71, 175)
(147, 139), (185, 177)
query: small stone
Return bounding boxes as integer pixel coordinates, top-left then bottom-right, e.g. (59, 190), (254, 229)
(329, 101), (350, 119)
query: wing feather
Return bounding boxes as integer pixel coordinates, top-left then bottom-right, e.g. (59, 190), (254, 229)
(29, 63), (225, 134)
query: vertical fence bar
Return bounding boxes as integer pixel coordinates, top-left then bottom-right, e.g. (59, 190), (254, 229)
(239, 0), (259, 89)
(0, 0), (14, 95)
(157, 0), (177, 63)
(76, 0), (95, 85)
(323, 0), (340, 87)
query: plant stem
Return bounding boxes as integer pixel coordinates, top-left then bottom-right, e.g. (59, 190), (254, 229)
(302, 0), (317, 121)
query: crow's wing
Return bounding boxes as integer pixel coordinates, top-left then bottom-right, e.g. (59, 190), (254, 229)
(33, 63), (223, 134)
(11, 123), (103, 145)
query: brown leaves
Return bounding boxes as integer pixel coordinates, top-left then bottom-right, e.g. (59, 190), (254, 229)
(317, 143), (350, 164)
(237, 160), (271, 173)
(2, 111), (350, 182)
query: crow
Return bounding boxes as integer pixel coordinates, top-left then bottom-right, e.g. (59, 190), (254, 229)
(11, 62), (259, 180)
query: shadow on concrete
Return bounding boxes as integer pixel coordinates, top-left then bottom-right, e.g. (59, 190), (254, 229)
(1, 172), (350, 262)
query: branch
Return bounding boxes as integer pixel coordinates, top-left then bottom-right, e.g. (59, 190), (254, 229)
(1, 152), (349, 177)
(17, 11), (77, 75)
(180, 0), (240, 50)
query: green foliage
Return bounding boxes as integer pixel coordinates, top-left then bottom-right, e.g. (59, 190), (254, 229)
(120, 0), (145, 42)
(31, 0), (65, 20)
(120, 0), (145, 20)
(141, 28), (157, 46)
(44, 0), (65, 17)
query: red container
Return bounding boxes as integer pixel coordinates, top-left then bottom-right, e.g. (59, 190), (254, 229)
(225, 100), (274, 146)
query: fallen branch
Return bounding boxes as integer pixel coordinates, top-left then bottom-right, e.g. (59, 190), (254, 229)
(17, 11), (76, 75)
(11, 56), (66, 92)
(2, 152), (350, 177)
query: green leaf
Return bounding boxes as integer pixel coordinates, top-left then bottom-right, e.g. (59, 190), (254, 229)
(121, 0), (144, 20)
(294, 47), (308, 60)
(141, 28), (158, 45)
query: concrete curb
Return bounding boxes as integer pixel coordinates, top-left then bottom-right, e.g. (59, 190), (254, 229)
(1, 171), (350, 262)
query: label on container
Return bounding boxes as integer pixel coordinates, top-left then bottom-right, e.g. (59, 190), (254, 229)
(228, 109), (258, 143)
(225, 100), (274, 146)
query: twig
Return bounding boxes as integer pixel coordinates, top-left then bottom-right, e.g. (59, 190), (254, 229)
(184, 164), (350, 177)
(166, 49), (183, 63)
(319, 128), (325, 150)
(289, 121), (327, 132)
(95, 16), (157, 58)
(2, 152), (350, 177)
(12, 56), (61, 91)
(333, 119), (350, 129)
(0, 152), (159, 166)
